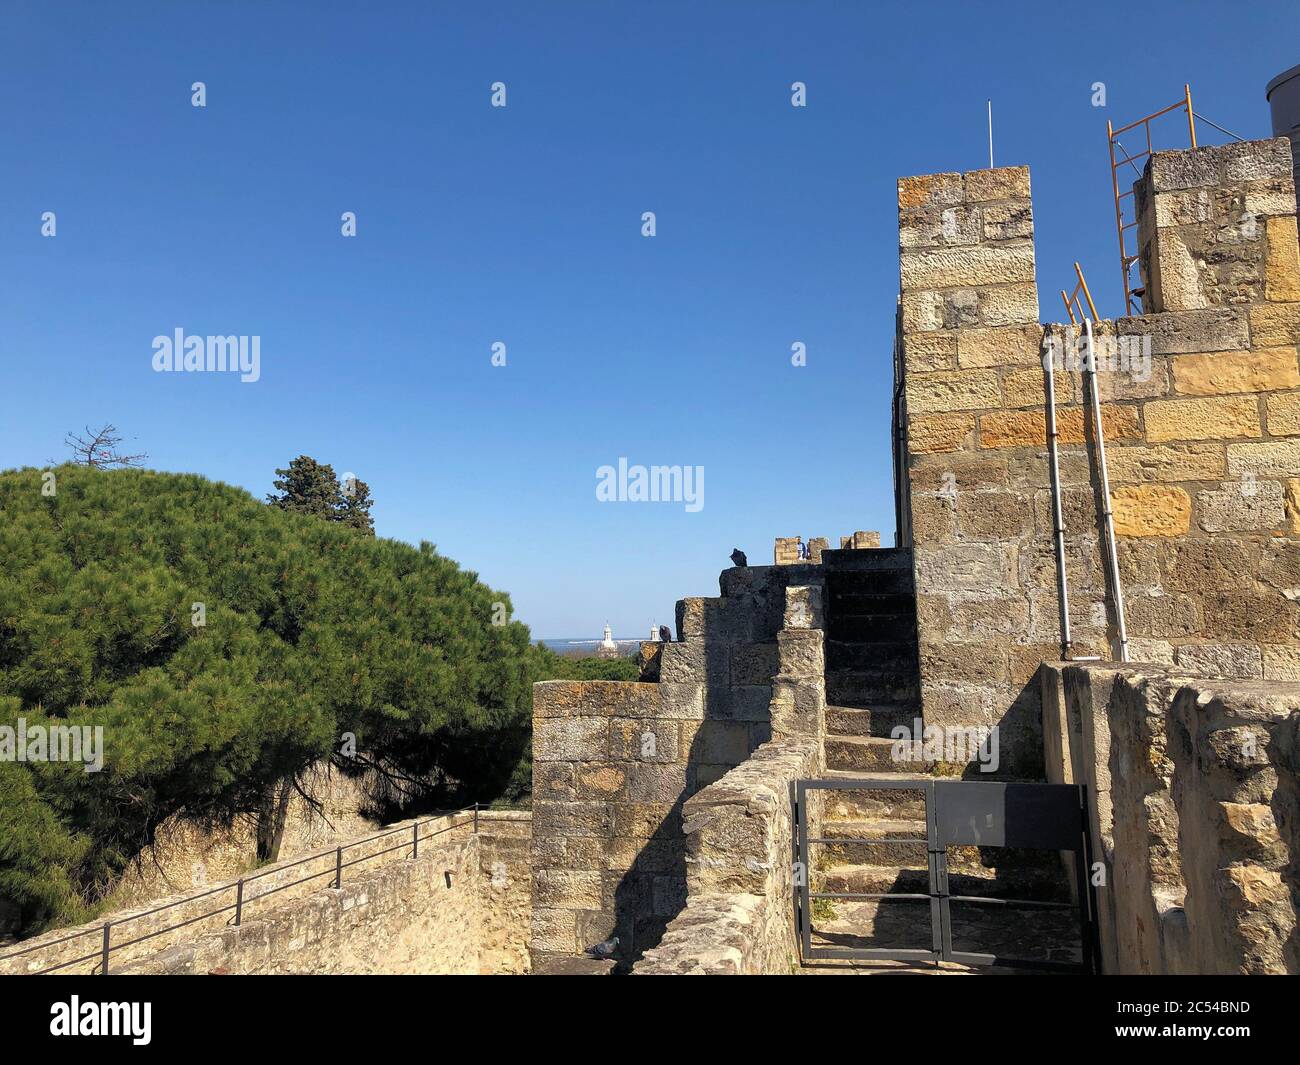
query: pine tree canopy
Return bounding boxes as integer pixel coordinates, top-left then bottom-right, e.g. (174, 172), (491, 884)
(0, 464), (533, 934)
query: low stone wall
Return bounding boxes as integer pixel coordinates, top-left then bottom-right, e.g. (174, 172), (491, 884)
(1, 810), (531, 976)
(1042, 662), (1299, 974)
(530, 564), (823, 969)
(107, 765), (379, 911)
(635, 738), (819, 974)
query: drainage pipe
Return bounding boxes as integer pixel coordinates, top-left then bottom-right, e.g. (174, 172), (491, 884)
(1083, 318), (1130, 663)
(1043, 328), (1073, 659)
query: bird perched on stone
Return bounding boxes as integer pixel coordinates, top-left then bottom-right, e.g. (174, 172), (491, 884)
(730, 548), (747, 568)
(585, 935), (619, 959)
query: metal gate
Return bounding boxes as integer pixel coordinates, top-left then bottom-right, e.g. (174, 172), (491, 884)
(792, 778), (1100, 972)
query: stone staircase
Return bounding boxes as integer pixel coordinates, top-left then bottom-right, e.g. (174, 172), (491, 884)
(816, 548), (934, 948)
(809, 549), (1076, 968)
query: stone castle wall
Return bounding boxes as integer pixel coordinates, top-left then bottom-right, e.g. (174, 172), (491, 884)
(1043, 662), (1299, 974)
(895, 138), (1300, 777)
(1, 810), (531, 976)
(529, 564), (827, 970)
(635, 737), (819, 974)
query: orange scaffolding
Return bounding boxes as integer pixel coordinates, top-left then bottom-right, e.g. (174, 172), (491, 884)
(1107, 85), (1197, 317)
(1061, 261), (1099, 325)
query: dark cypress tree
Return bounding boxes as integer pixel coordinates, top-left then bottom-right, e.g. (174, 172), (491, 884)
(269, 456), (375, 535)
(267, 455), (341, 521)
(338, 475), (375, 536)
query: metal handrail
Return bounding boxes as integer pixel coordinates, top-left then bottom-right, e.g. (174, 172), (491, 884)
(1, 803), (480, 976)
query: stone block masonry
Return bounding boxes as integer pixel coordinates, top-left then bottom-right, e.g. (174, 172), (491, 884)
(634, 738), (819, 974)
(1043, 663), (1300, 974)
(895, 139), (1300, 778)
(530, 561), (827, 970)
(0, 811), (533, 976)
(775, 531), (878, 564)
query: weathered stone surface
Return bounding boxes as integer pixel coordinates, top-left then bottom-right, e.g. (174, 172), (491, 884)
(1265, 215), (1300, 302)
(955, 323), (1043, 368)
(1196, 479), (1284, 532)
(1042, 663), (1300, 973)
(1144, 395), (1262, 442)
(1001, 366), (1047, 408)
(1111, 485), (1192, 537)
(899, 204), (980, 249)
(915, 542), (1016, 599)
(1261, 643), (1300, 679)
(964, 166), (1031, 203)
(1105, 442), (1226, 484)
(900, 244), (1036, 290)
(1287, 479), (1300, 534)
(533, 680), (660, 719)
(1266, 391), (1300, 436)
(635, 738), (817, 975)
(909, 412), (974, 453)
(1226, 438), (1300, 477)
(533, 800), (615, 839)
(902, 330), (958, 371)
(898, 172), (963, 210)
(982, 202), (1033, 240)
(978, 404), (1139, 449)
(534, 716), (610, 762)
(1123, 591), (1201, 636)
(1118, 307), (1249, 354)
(905, 368), (1002, 413)
(534, 869), (602, 910)
(1250, 302), (1300, 347)
(1170, 348), (1299, 396)
(1174, 643), (1263, 678)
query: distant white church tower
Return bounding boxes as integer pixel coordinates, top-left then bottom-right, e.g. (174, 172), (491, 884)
(597, 622), (619, 658)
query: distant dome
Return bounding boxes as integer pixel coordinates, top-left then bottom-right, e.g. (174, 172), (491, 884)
(597, 622), (619, 658)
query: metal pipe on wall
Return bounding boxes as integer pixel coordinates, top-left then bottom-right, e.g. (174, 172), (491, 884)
(1083, 319), (1130, 663)
(1043, 328), (1073, 659)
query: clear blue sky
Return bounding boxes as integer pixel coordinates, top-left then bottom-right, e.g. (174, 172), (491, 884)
(2, 1), (1295, 638)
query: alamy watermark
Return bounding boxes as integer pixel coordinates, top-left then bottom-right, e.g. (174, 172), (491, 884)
(1042, 330), (1151, 383)
(152, 328), (261, 383)
(596, 458), (704, 513)
(890, 718), (1000, 773)
(1, 717), (104, 773)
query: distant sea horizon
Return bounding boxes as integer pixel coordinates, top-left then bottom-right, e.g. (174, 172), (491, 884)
(538, 637), (648, 653)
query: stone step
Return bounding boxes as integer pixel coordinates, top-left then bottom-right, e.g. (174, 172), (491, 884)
(821, 776), (930, 820)
(829, 614), (918, 644)
(817, 818), (929, 866)
(824, 640), (918, 672)
(826, 735), (931, 775)
(825, 569), (914, 595)
(825, 669), (922, 707)
(814, 863), (1072, 902)
(807, 897), (1083, 967)
(826, 703), (921, 738)
(827, 589), (915, 612)
(820, 548), (912, 572)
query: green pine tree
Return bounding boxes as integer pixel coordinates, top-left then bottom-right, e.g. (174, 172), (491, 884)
(0, 464), (532, 935)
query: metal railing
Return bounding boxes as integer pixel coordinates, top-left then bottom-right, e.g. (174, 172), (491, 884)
(0, 803), (480, 976)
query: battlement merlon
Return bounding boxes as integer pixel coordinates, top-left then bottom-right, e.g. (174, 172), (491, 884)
(773, 531), (880, 565)
(1136, 138), (1300, 313)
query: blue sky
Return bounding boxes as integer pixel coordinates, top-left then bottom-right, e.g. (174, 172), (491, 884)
(2, 0), (1295, 638)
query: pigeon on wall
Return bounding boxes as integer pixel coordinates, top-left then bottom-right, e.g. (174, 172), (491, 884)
(730, 548), (747, 568)
(585, 935), (619, 959)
